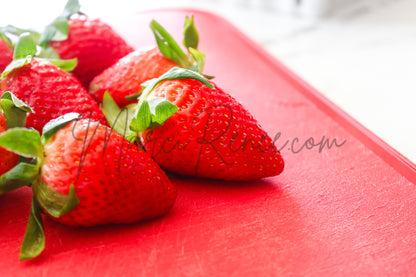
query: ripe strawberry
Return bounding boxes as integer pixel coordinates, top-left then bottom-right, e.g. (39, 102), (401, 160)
(89, 16), (206, 108)
(0, 113), (177, 260)
(105, 68), (284, 181)
(48, 16), (134, 88)
(0, 33), (105, 133)
(0, 36), (13, 72)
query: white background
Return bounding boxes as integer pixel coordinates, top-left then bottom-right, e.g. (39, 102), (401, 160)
(1, 0), (415, 163)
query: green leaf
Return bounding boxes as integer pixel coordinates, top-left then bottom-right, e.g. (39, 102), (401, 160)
(0, 128), (42, 159)
(183, 16), (199, 50)
(19, 197), (45, 261)
(188, 47), (205, 75)
(148, 97), (178, 125)
(129, 67), (214, 133)
(2, 25), (41, 43)
(124, 92), (142, 102)
(0, 29), (13, 49)
(42, 113), (80, 143)
(129, 97), (178, 133)
(0, 33), (37, 79)
(130, 100), (151, 133)
(141, 67), (214, 100)
(1, 91), (33, 113)
(33, 181), (80, 218)
(13, 33), (37, 60)
(101, 92), (135, 138)
(37, 46), (60, 59)
(60, 0), (81, 18)
(40, 19), (69, 48)
(50, 19), (69, 41)
(1, 91), (33, 128)
(46, 58), (77, 72)
(0, 162), (39, 194)
(1, 56), (33, 79)
(150, 19), (189, 68)
(39, 0), (81, 48)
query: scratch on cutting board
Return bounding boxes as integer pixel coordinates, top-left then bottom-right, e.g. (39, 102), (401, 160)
(192, 249), (205, 275)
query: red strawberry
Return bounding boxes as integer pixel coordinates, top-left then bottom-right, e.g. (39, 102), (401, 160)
(105, 68), (284, 181)
(0, 33), (105, 133)
(0, 112), (18, 176)
(0, 37), (13, 73)
(0, 113), (177, 260)
(49, 16), (134, 88)
(89, 16), (206, 108)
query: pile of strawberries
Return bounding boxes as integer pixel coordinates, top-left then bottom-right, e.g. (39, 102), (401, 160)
(0, 0), (284, 260)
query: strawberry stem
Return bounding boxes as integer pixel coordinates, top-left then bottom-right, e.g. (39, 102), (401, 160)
(182, 15), (199, 50)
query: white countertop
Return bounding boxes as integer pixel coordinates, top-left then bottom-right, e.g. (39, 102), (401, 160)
(1, 0), (415, 164)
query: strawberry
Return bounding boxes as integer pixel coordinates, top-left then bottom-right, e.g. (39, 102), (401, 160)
(104, 68), (284, 181)
(89, 16), (207, 108)
(0, 33), (105, 133)
(0, 33), (13, 72)
(41, 0), (134, 88)
(0, 113), (177, 260)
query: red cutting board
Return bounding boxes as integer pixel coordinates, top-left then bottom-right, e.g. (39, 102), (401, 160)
(1, 8), (416, 276)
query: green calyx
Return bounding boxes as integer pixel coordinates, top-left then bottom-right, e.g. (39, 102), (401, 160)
(40, 0), (81, 48)
(0, 27), (14, 49)
(1, 91), (33, 128)
(129, 67), (213, 135)
(151, 16), (210, 76)
(19, 197), (45, 261)
(105, 68), (214, 141)
(0, 92), (35, 194)
(101, 92), (136, 141)
(0, 113), (81, 260)
(1, 33), (36, 79)
(0, 33), (77, 79)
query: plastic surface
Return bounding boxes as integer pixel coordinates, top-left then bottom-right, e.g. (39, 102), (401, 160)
(1, 9), (415, 276)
